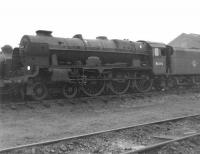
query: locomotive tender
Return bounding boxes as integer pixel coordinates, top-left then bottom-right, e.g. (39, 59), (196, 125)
(1, 30), (200, 100)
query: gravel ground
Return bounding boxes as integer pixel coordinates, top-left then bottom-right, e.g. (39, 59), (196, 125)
(1, 90), (200, 149)
(1, 115), (200, 154)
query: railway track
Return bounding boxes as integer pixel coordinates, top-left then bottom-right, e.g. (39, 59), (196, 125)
(1, 114), (200, 154)
(1, 86), (199, 108)
(0, 90), (161, 106)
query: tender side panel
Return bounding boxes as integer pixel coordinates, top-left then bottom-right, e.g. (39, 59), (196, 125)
(171, 47), (200, 75)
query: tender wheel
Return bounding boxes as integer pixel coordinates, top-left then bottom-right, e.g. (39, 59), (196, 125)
(135, 72), (153, 93)
(81, 74), (105, 97)
(109, 72), (130, 95)
(31, 82), (48, 101)
(62, 83), (77, 98)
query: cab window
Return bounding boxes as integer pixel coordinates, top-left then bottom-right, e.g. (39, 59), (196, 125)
(153, 48), (165, 57)
(153, 48), (161, 57)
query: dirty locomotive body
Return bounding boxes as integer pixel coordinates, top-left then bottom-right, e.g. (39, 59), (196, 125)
(1, 30), (200, 100)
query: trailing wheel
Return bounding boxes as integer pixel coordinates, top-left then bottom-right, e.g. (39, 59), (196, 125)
(135, 72), (153, 93)
(167, 77), (177, 89)
(109, 72), (130, 95)
(62, 83), (77, 98)
(153, 77), (167, 91)
(81, 74), (105, 97)
(30, 82), (48, 101)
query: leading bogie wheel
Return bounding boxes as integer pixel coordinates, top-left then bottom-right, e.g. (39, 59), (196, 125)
(31, 82), (48, 101)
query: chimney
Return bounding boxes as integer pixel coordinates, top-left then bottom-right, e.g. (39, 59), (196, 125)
(36, 30), (52, 37)
(96, 36), (108, 40)
(73, 34), (83, 40)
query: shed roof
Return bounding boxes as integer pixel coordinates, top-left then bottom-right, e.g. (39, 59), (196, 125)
(168, 33), (200, 49)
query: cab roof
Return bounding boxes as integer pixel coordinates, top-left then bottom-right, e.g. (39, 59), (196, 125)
(138, 40), (166, 48)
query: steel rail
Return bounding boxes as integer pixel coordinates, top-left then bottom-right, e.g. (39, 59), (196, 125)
(123, 133), (200, 154)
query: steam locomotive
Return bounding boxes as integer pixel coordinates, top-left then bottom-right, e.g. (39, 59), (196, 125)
(1, 30), (200, 100)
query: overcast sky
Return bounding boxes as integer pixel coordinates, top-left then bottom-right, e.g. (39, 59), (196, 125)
(0, 0), (199, 47)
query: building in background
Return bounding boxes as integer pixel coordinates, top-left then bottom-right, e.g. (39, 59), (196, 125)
(169, 33), (200, 49)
